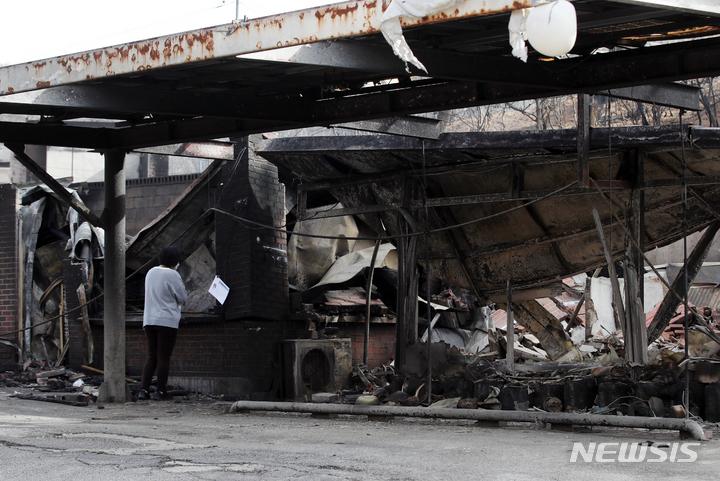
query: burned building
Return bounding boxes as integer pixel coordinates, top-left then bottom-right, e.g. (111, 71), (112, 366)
(0, 0), (720, 423)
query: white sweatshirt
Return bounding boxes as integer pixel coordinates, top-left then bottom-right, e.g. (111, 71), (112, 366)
(143, 266), (187, 329)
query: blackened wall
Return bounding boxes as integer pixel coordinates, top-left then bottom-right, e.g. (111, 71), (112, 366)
(0, 185), (18, 364)
(66, 249), (306, 399)
(79, 174), (200, 236)
(63, 259), (87, 369)
(215, 137), (289, 321)
(95, 319), (307, 398)
(64, 135), (295, 397)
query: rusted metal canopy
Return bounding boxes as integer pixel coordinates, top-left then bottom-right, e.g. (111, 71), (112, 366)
(0, 1), (719, 150)
(0, 0), (534, 96)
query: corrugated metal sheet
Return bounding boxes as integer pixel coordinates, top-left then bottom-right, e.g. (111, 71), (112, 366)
(689, 285), (720, 312)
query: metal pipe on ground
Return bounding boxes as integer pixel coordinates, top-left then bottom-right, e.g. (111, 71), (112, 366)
(228, 401), (707, 441)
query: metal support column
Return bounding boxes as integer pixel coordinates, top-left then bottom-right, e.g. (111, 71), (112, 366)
(506, 280), (514, 372)
(395, 176), (418, 372)
(624, 149), (647, 363)
(577, 94), (591, 188)
(99, 150), (127, 403)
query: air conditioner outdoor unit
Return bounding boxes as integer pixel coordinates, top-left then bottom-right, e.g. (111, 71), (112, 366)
(283, 340), (336, 400)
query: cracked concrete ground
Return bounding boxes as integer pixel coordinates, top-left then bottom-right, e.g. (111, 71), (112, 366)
(1, 386), (719, 480)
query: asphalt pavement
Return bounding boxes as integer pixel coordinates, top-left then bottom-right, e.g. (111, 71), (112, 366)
(1, 386), (718, 480)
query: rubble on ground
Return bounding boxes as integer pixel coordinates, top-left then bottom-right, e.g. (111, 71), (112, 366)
(291, 253), (720, 424)
(330, 348), (720, 425)
(0, 361), (215, 406)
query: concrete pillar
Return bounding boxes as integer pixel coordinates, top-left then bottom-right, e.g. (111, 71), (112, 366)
(99, 150), (127, 403)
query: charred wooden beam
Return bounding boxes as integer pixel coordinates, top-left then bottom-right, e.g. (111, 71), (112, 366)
(624, 153), (649, 363)
(506, 281), (515, 372)
(10, 393), (88, 407)
(691, 189), (720, 221)
(512, 300), (581, 362)
(647, 220), (720, 343)
(593, 207), (628, 336)
(644, 175), (720, 189)
(565, 294), (586, 333)
(509, 163), (525, 199)
(631, 149), (646, 303)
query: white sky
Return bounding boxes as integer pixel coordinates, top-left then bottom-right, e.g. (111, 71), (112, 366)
(0, 0), (335, 66)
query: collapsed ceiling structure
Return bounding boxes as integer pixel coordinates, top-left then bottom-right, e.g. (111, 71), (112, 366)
(259, 126), (720, 299)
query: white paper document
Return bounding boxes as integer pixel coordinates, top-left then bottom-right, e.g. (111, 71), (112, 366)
(208, 276), (230, 304)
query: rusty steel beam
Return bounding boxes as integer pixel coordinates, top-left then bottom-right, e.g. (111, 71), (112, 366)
(5, 143), (103, 228)
(0, 0), (532, 97)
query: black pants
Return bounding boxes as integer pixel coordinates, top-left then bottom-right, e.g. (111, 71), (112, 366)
(140, 325), (178, 393)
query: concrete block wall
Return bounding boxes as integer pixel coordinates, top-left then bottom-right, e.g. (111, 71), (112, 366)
(0, 185), (19, 364)
(215, 136), (289, 321)
(79, 174), (200, 236)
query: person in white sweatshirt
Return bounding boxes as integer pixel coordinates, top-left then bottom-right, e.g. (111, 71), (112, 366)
(137, 246), (187, 401)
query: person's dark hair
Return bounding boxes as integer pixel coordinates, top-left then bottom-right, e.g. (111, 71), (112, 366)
(158, 246), (182, 267)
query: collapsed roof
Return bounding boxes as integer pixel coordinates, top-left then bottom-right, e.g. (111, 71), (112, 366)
(259, 125), (720, 300)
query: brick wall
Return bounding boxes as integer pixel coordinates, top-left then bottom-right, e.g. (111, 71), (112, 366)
(0, 185), (18, 364)
(215, 136), (289, 321)
(93, 318), (307, 398)
(64, 251), (307, 399)
(338, 322), (396, 368)
(79, 174), (199, 236)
